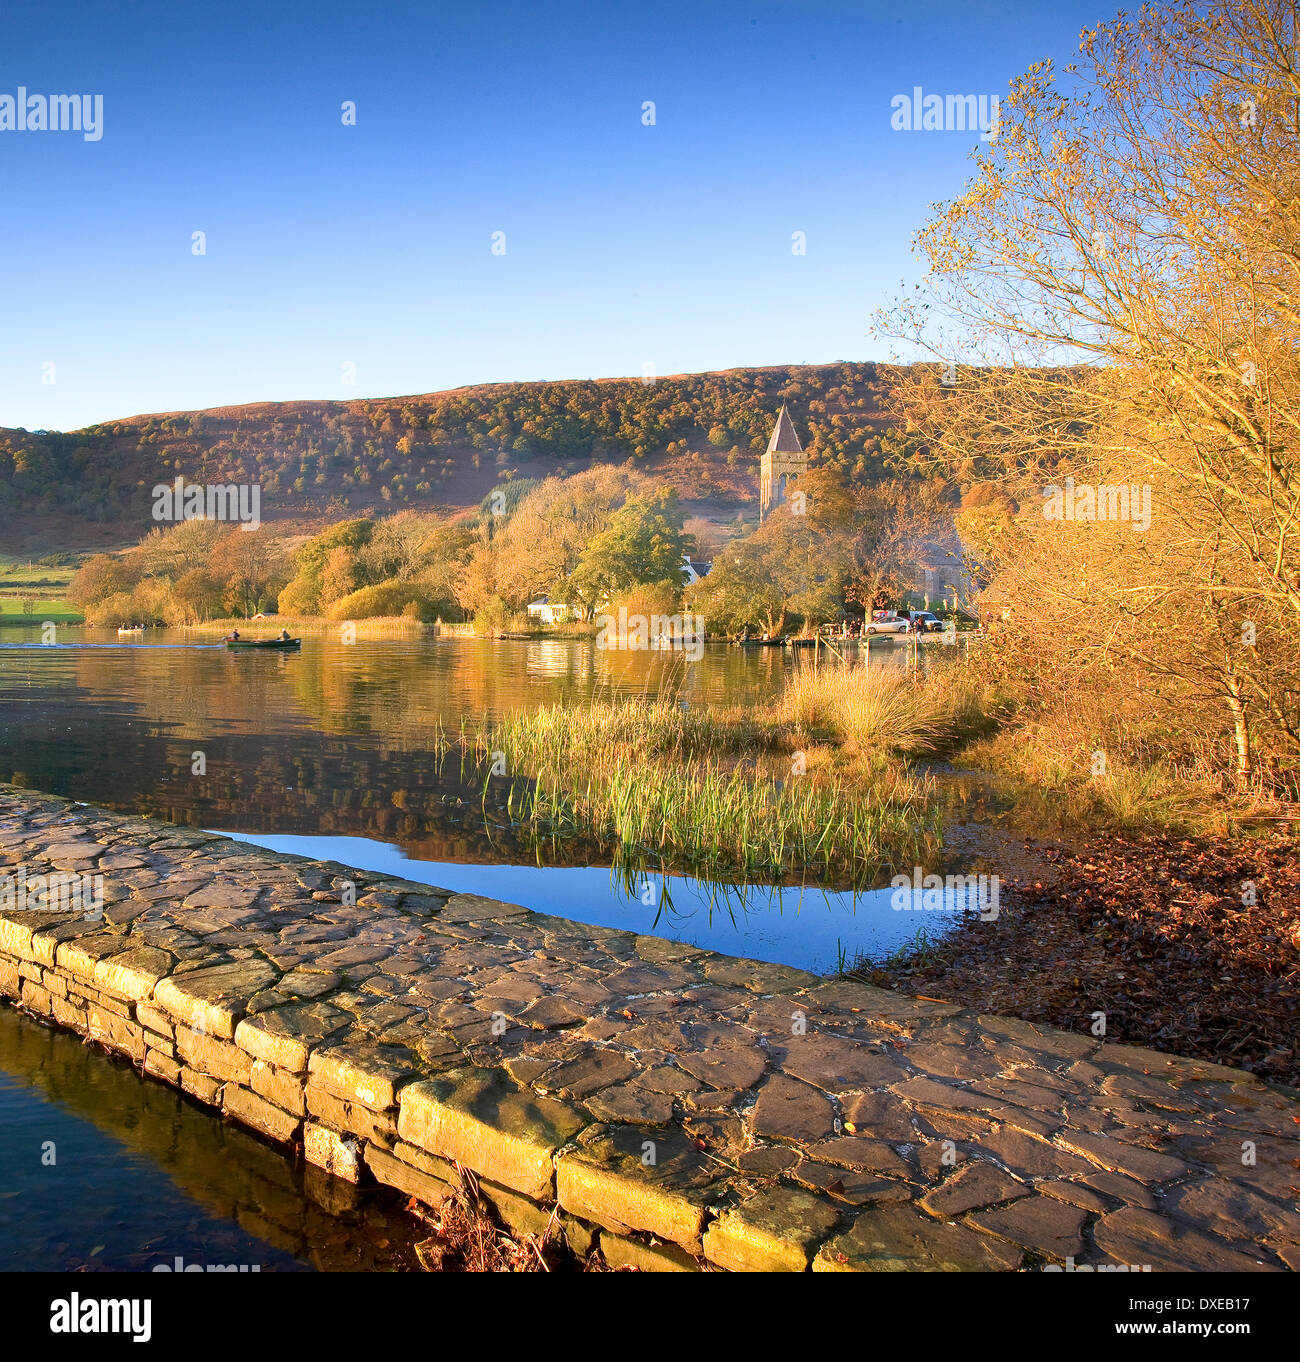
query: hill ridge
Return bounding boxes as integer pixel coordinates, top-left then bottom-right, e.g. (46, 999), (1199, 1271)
(0, 362), (916, 552)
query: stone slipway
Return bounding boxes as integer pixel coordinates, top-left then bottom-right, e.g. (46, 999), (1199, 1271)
(1, 784), (1297, 1273)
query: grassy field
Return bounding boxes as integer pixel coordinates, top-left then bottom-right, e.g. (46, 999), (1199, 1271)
(0, 553), (83, 625)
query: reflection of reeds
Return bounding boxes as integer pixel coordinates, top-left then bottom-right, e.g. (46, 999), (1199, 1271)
(467, 701), (939, 888)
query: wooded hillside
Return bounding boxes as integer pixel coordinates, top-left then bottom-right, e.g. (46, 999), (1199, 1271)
(0, 363), (920, 551)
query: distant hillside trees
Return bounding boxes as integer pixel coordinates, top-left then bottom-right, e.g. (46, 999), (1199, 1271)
(0, 364), (926, 544)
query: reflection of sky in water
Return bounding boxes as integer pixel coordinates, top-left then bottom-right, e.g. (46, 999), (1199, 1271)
(218, 831), (961, 975)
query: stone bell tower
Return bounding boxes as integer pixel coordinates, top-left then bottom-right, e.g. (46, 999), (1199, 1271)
(760, 403), (806, 522)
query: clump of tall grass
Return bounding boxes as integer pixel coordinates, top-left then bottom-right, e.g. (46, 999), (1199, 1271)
(779, 667), (950, 753)
(469, 699), (938, 885)
(780, 657), (1009, 755)
(504, 752), (938, 887)
(918, 652), (1011, 746)
(480, 699), (772, 765)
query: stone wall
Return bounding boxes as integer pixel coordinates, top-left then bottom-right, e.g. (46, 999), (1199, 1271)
(1, 784), (1297, 1272)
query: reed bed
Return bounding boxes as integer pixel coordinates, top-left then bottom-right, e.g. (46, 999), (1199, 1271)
(778, 662), (996, 753)
(479, 699), (772, 763)
(468, 699), (939, 886)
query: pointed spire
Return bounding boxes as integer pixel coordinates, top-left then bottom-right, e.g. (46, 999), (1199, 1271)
(766, 403), (802, 455)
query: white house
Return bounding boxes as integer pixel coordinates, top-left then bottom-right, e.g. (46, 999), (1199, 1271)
(682, 555), (712, 585)
(526, 597), (573, 624)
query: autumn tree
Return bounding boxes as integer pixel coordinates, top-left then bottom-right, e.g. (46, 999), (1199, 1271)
(560, 488), (694, 617)
(171, 567), (223, 623)
(68, 553), (136, 609)
(208, 527), (288, 618)
(689, 469), (857, 634)
(135, 519), (224, 579)
(278, 519), (373, 615)
(687, 534), (791, 636)
(881, 0), (1300, 791)
(491, 466), (650, 607)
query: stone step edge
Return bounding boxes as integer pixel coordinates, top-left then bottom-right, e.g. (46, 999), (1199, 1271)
(1, 948), (853, 1272)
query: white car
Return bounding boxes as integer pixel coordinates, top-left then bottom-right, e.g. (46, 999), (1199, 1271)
(864, 612), (911, 636)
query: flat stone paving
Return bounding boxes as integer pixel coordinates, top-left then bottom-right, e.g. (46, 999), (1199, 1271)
(1, 784), (1297, 1271)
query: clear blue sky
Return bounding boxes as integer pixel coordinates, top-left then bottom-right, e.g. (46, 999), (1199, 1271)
(1, 0), (1106, 432)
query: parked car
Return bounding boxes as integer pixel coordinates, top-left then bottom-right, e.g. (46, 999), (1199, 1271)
(864, 611), (911, 636)
(905, 610), (946, 634)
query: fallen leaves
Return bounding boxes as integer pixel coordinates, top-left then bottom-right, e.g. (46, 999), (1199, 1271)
(866, 828), (1300, 1086)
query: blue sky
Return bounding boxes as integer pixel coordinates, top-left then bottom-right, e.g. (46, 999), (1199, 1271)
(1, 0), (1105, 431)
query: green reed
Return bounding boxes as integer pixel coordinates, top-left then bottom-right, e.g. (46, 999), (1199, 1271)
(464, 701), (939, 888)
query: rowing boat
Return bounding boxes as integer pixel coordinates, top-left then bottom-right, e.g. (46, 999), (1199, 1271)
(225, 638), (301, 650)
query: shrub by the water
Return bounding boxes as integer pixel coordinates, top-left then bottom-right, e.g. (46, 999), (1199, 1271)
(325, 579), (444, 621)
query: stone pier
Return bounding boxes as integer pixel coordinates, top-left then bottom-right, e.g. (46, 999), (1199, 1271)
(1, 784), (1296, 1272)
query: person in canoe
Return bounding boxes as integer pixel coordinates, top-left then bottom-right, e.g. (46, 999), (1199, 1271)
(278, 629), (291, 641)
(223, 628), (240, 642)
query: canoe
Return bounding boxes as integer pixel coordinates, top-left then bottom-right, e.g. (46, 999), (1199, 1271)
(732, 638), (783, 647)
(226, 638), (301, 650)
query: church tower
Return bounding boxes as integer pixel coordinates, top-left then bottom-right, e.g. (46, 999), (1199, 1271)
(760, 403), (806, 522)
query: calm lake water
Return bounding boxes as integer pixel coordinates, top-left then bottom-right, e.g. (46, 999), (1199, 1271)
(0, 627), (953, 1272)
(0, 626), (932, 973)
(0, 1003), (428, 1271)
